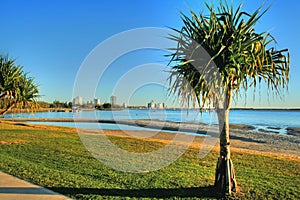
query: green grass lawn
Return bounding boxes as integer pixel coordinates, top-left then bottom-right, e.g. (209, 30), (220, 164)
(0, 122), (299, 199)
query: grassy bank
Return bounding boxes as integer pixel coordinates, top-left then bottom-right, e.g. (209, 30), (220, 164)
(0, 122), (299, 199)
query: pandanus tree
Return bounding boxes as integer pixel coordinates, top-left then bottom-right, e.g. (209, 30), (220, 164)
(0, 54), (39, 117)
(168, 1), (289, 196)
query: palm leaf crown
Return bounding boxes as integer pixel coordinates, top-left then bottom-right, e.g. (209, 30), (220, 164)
(0, 54), (40, 112)
(168, 2), (290, 109)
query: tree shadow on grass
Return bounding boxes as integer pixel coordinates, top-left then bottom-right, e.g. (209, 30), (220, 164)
(49, 186), (218, 199)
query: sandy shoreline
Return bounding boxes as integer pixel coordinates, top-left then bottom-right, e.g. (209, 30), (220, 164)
(1, 117), (299, 136)
(229, 126), (300, 158)
(80, 124), (300, 159)
(1, 118), (299, 159)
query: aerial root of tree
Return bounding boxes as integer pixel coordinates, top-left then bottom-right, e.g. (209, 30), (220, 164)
(214, 157), (237, 196)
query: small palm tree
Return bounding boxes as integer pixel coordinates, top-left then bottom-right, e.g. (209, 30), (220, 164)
(13, 74), (40, 113)
(0, 56), (23, 98)
(0, 54), (40, 117)
(168, 1), (289, 196)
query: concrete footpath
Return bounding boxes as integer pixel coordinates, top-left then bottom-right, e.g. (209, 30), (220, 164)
(0, 171), (72, 200)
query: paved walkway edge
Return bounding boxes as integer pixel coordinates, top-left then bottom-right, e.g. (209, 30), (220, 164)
(0, 171), (72, 200)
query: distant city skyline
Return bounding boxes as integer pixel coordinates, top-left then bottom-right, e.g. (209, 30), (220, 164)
(1, 0), (299, 108)
(71, 95), (168, 108)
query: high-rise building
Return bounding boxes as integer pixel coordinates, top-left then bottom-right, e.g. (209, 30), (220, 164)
(94, 98), (101, 106)
(110, 95), (116, 106)
(157, 102), (164, 109)
(147, 100), (165, 109)
(147, 100), (156, 109)
(73, 96), (83, 106)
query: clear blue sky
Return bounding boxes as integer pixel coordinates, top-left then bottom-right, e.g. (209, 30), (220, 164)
(1, 0), (299, 108)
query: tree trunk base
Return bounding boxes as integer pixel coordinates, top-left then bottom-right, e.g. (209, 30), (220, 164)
(214, 157), (237, 196)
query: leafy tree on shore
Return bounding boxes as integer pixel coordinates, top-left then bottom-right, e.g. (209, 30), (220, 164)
(168, 1), (289, 196)
(102, 103), (112, 109)
(0, 54), (40, 117)
(37, 101), (50, 108)
(50, 100), (72, 109)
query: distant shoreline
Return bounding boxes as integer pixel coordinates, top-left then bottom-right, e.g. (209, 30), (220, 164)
(2, 107), (300, 114)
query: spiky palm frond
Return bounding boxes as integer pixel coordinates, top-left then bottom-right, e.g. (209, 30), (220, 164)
(13, 74), (40, 112)
(168, 2), (289, 109)
(0, 54), (40, 116)
(0, 55), (23, 99)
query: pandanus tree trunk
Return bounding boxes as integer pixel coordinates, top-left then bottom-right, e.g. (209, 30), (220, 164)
(0, 103), (15, 118)
(214, 89), (237, 196)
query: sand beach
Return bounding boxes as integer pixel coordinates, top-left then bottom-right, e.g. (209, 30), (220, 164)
(1, 118), (299, 159)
